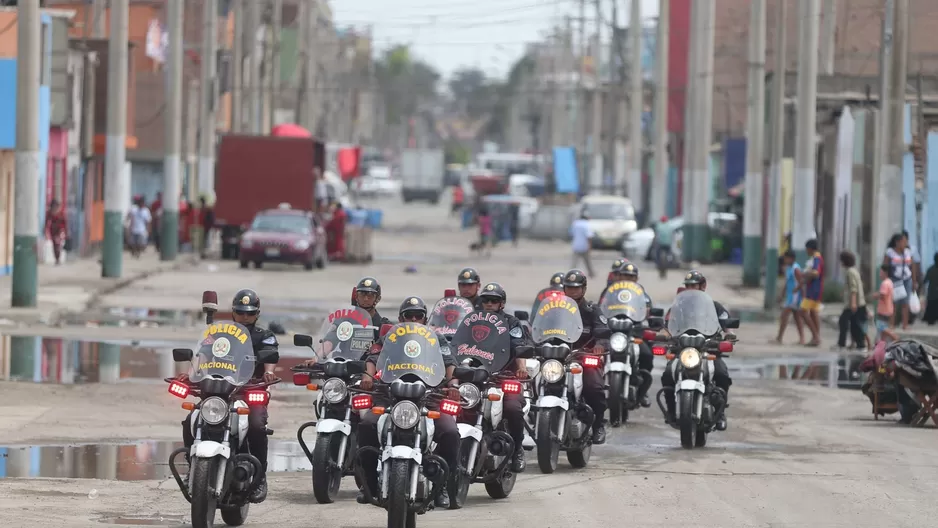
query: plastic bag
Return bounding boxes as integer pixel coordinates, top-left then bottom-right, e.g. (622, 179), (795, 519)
(909, 292), (922, 314)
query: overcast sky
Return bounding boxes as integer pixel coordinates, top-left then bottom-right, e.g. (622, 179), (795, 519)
(331, 0), (661, 81)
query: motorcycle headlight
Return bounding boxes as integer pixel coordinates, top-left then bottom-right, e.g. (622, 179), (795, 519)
(321, 378), (348, 404)
(390, 400), (421, 429)
(610, 332), (628, 352)
(540, 359), (565, 383)
(201, 397), (229, 425)
(679, 348), (701, 370)
(458, 384), (481, 409)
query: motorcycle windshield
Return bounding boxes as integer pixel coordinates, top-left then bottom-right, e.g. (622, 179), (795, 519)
(316, 306), (376, 360)
(376, 323), (446, 387)
(427, 297), (475, 338)
(190, 322), (257, 386)
(531, 294), (583, 344)
(667, 290), (722, 337)
(600, 280), (648, 322)
(452, 310), (512, 372)
(530, 287), (565, 319)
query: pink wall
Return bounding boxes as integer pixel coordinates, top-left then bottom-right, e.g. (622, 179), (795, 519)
(47, 126), (68, 208)
(48, 127), (68, 158)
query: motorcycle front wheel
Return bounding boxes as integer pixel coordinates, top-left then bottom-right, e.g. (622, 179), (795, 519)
(387, 459), (416, 528)
(679, 392), (698, 449)
(535, 409), (561, 474)
(312, 433), (344, 504)
(607, 372), (625, 427)
(190, 458), (219, 528)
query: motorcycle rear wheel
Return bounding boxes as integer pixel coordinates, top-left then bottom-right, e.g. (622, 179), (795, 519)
(387, 460), (416, 528)
(679, 392), (697, 449)
(566, 441), (591, 468)
(190, 458), (219, 528)
(312, 433), (344, 504)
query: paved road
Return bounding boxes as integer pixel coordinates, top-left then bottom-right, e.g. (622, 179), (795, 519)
(2, 194), (928, 527)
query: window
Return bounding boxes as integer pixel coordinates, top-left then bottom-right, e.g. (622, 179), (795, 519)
(250, 215), (311, 234)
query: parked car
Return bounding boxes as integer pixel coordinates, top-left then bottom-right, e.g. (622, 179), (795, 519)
(238, 206), (327, 270)
(357, 164), (400, 196)
(572, 195), (639, 250)
(621, 212), (740, 261)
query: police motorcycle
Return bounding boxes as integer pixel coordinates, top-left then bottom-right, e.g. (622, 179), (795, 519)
(521, 287), (569, 439)
(290, 306), (375, 503)
(600, 281), (664, 426)
(165, 291), (280, 528)
(530, 295), (609, 473)
(354, 322), (460, 528)
(447, 311), (524, 507)
(427, 291), (475, 343)
(653, 290), (739, 449)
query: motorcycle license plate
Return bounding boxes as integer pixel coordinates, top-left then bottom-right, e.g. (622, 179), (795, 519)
(265, 248), (280, 257)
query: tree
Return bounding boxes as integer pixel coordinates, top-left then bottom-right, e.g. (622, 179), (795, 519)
(374, 45), (440, 126)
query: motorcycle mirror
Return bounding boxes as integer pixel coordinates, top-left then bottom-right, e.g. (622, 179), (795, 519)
(293, 333), (314, 347)
(646, 316), (664, 330)
(514, 310), (529, 321)
(172, 348), (194, 362)
(721, 318), (740, 329)
(444, 288), (457, 297)
(256, 348), (280, 364)
(379, 324), (393, 337)
(649, 307), (664, 317)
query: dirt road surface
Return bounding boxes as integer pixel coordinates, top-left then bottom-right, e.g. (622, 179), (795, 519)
(2, 197), (926, 527)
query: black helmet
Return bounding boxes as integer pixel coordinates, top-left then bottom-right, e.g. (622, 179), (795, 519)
(356, 276), (381, 295)
(683, 270), (706, 286)
(610, 258), (626, 271)
(457, 267), (481, 284)
(563, 269), (588, 288)
(618, 261), (639, 278)
(399, 296), (428, 319)
(232, 288), (260, 314)
(549, 272), (565, 288)
(479, 282), (507, 303)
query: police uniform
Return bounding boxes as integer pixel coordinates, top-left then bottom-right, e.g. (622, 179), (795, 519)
(182, 289), (278, 503)
(356, 297), (460, 506)
(458, 267), (484, 310)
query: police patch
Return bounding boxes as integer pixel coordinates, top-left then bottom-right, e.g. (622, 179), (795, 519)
(261, 335), (278, 346)
(241, 295), (251, 305)
(486, 284), (495, 290)
(599, 315), (608, 324)
(463, 271), (471, 278)
(409, 297), (419, 305)
(509, 326), (523, 338)
(552, 276), (561, 284)
(364, 279), (373, 286)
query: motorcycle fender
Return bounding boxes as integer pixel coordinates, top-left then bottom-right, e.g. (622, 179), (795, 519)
(607, 361), (631, 374)
(486, 388), (504, 426)
(381, 445), (423, 464)
(192, 440), (230, 459)
(535, 395), (569, 411)
(457, 423), (483, 443)
(316, 418), (351, 436)
(679, 379), (706, 393)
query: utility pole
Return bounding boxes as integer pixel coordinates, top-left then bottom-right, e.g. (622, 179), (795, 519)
(742, 0), (766, 287)
(589, 0), (603, 195)
(161, 0), (183, 261)
(231, 0), (243, 133)
(607, 2), (622, 195)
(186, 79), (199, 201)
(627, 0), (643, 215)
(680, 0), (700, 258)
(245, 0), (260, 134)
(198, 0), (218, 197)
(102, 0), (129, 278)
(12, 1), (41, 306)
(687, 0), (715, 262)
(819, 0), (837, 75)
(651, 0), (669, 224)
(270, 0), (283, 126)
(792, 0), (820, 262)
(764, 0), (788, 310)
(576, 0), (587, 191)
(91, 0), (106, 37)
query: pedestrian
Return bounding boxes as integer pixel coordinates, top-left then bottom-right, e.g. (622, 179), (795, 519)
(508, 202), (520, 247)
(477, 206), (493, 257)
(199, 196), (214, 258)
(451, 185), (464, 216)
(871, 264), (899, 343)
(126, 195), (152, 258)
(326, 201), (347, 261)
(569, 210), (595, 278)
(883, 233), (911, 329)
(44, 199), (68, 265)
(314, 167), (329, 213)
(799, 239), (824, 347)
(836, 250), (868, 351)
(774, 250), (805, 345)
(151, 192), (163, 250)
(654, 216), (674, 269)
(922, 252), (938, 325)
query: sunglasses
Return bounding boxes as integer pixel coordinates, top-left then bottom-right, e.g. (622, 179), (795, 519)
(401, 312), (424, 321)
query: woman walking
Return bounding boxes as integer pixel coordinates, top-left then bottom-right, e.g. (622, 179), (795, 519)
(922, 252), (938, 325)
(44, 199), (68, 265)
(883, 234), (912, 329)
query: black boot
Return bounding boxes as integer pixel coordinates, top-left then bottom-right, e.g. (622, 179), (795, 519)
(511, 446), (526, 472)
(435, 491), (450, 508)
(249, 476), (268, 503)
(591, 422), (606, 444)
(356, 489), (368, 504)
(639, 394), (652, 408)
(664, 392), (677, 425)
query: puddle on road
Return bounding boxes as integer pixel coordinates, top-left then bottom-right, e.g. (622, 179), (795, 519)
(0, 335), (321, 385)
(0, 439), (310, 480)
(60, 307), (307, 330)
(97, 514), (186, 526)
(726, 352), (867, 389)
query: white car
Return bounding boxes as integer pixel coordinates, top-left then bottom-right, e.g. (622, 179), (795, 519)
(357, 165), (401, 196)
(621, 212), (739, 261)
(572, 195), (639, 250)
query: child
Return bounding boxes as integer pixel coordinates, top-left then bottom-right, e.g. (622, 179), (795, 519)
(774, 250), (805, 344)
(477, 207), (493, 257)
(871, 264), (899, 343)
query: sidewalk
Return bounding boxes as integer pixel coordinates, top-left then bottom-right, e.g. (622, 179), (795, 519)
(0, 251), (199, 326)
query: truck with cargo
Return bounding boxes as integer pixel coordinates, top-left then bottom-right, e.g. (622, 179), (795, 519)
(214, 134), (325, 259)
(400, 148), (445, 203)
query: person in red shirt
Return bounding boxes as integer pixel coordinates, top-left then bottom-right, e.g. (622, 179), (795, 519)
(451, 185), (464, 216)
(326, 202), (347, 261)
(45, 199), (68, 265)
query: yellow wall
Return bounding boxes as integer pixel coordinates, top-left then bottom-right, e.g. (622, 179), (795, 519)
(780, 158), (794, 247)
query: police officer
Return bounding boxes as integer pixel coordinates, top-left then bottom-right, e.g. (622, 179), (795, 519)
(562, 269), (610, 444)
(457, 267), (484, 309)
(177, 289), (279, 503)
(660, 270), (732, 430)
(357, 296), (461, 508)
(605, 258), (627, 287)
(548, 271), (565, 290)
(477, 282), (534, 472)
(354, 276), (393, 327)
